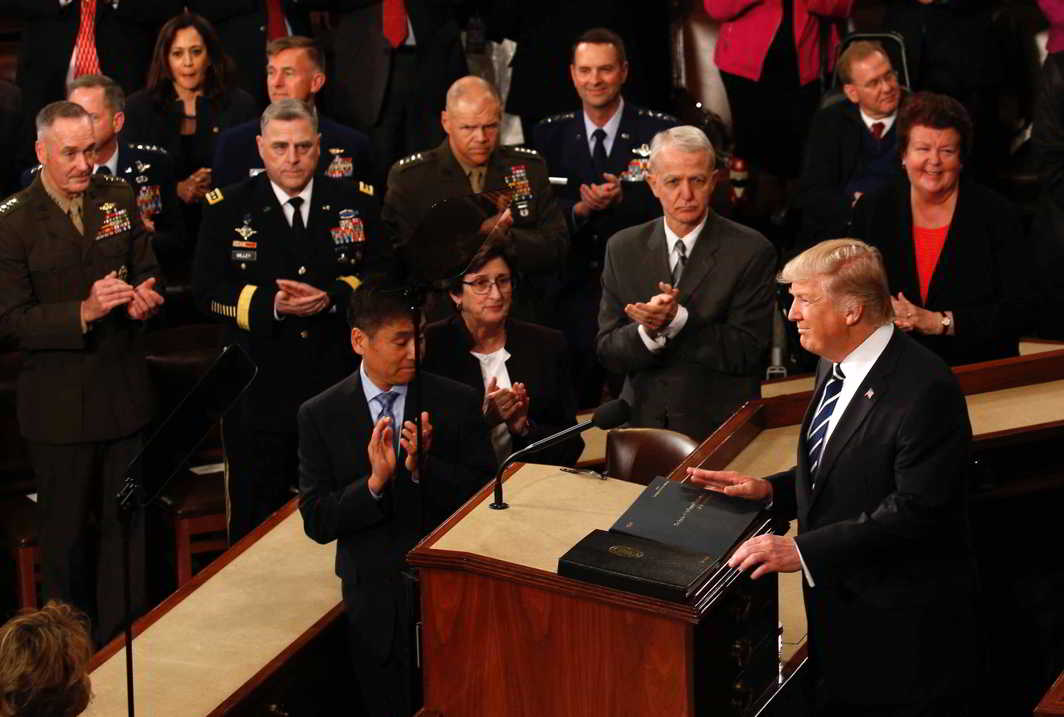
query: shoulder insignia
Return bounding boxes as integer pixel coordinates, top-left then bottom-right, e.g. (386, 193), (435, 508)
(536, 111), (576, 126)
(27, 164), (42, 176)
(395, 151), (428, 169)
(0, 195), (20, 216)
(205, 189), (224, 205)
(358, 181), (374, 196)
(133, 143), (169, 155)
(510, 145), (542, 158)
(98, 173), (123, 183)
(637, 107), (678, 123)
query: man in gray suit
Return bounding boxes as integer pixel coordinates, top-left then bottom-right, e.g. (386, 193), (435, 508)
(596, 126), (776, 440)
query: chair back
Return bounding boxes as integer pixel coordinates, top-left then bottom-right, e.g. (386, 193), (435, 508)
(604, 428), (699, 486)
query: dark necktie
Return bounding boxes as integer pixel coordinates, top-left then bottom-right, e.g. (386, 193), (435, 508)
(375, 391), (401, 457)
(671, 240), (687, 286)
(807, 363), (845, 483)
(95, 165), (110, 176)
(870, 122), (885, 140)
(288, 196), (306, 238)
(591, 127), (608, 177)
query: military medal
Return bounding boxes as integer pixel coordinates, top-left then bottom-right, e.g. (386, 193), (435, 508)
(503, 165), (533, 218)
(134, 160), (152, 173)
(95, 203), (132, 240)
(326, 148), (353, 178)
(622, 144), (652, 182)
(331, 209), (365, 245)
(136, 185), (162, 217)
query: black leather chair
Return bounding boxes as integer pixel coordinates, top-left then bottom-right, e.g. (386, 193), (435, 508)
(604, 428), (699, 486)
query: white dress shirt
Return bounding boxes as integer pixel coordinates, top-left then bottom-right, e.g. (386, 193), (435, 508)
(858, 107), (897, 136)
(471, 346), (514, 463)
(583, 98), (624, 158)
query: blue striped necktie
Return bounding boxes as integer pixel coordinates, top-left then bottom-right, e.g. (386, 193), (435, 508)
(807, 363), (845, 482)
(375, 390), (400, 456)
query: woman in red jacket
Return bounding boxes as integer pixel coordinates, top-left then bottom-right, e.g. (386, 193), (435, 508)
(705, 0), (852, 180)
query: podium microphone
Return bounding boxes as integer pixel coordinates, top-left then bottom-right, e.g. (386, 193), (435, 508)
(490, 399), (629, 510)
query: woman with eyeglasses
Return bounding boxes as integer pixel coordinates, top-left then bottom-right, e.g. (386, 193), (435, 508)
(423, 240), (584, 466)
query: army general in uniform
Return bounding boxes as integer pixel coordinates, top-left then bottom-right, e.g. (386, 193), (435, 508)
(194, 99), (389, 543)
(383, 76), (567, 322)
(0, 101), (164, 645)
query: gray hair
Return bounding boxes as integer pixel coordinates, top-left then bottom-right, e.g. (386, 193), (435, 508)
(778, 238), (894, 324)
(36, 101), (90, 140)
(445, 75), (501, 112)
(260, 98), (319, 134)
(67, 74), (126, 114)
(648, 125), (716, 173)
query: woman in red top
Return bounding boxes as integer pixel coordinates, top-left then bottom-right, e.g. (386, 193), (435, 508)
(704, 0), (852, 180)
(850, 92), (1032, 365)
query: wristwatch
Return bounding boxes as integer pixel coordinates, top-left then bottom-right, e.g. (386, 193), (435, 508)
(940, 312), (952, 333)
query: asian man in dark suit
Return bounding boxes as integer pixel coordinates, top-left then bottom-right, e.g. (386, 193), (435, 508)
(689, 239), (977, 716)
(596, 125), (777, 441)
(298, 280), (496, 717)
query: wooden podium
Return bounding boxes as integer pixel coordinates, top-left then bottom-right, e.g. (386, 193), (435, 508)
(408, 463), (780, 717)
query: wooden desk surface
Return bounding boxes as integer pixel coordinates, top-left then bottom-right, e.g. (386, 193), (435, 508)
(84, 508), (338, 716)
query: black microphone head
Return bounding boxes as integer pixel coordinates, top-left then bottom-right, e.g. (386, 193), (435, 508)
(592, 399), (630, 429)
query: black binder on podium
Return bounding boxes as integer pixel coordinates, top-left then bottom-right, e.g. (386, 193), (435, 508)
(558, 477), (773, 603)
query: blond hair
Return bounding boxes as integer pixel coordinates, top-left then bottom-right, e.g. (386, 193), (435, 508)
(0, 601), (93, 717)
(779, 239), (893, 324)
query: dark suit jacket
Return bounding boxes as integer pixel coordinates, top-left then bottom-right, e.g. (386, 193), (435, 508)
(850, 177), (1032, 365)
(596, 213), (777, 441)
(327, 0), (468, 142)
(422, 314), (583, 466)
(211, 115), (375, 190)
(193, 173), (388, 431)
(186, 0), (331, 105)
(0, 173), (161, 443)
(797, 99), (902, 245)
(767, 328), (977, 704)
(531, 102), (676, 277)
(298, 369), (495, 655)
(1032, 51), (1064, 339)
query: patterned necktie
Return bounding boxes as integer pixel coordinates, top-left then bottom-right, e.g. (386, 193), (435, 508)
(382, 0), (409, 48)
(870, 122), (885, 140)
(73, 0), (101, 77)
(265, 0), (287, 41)
(671, 240), (687, 286)
(288, 197), (306, 238)
(592, 127), (608, 177)
(807, 363), (845, 482)
(375, 391), (400, 456)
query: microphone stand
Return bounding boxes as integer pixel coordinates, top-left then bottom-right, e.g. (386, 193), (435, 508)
(489, 420), (595, 510)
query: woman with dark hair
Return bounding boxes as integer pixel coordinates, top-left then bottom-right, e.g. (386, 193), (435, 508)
(851, 91), (1032, 365)
(0, 601), (93, 717)
(124, 12), (257, 221)
(423, 242), (584, 466)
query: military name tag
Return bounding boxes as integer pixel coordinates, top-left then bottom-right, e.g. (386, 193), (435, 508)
(136, 185), (162, 217)
(96, 205), (132, 240)
(232, 249), (257, 261)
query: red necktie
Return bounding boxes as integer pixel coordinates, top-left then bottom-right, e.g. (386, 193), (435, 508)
(382, 0), (408, 48)
(870, 122), (885, 140)
(73, 0), (101, 77)
(265, 0), (287, 42)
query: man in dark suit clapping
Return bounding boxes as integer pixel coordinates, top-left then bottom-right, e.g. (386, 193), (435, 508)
(689, 239), (977, 716)
(298, 280), (495, 716)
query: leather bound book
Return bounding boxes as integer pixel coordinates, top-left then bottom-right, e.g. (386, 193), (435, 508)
(557, 529), (717, 602)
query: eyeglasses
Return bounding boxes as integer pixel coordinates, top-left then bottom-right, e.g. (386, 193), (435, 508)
(463, 275), (513, 295)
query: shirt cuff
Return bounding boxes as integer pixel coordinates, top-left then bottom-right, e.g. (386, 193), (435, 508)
(795, 541), (816, 588)
(660, 304), (688, 340)
(637, 324), (668, 352)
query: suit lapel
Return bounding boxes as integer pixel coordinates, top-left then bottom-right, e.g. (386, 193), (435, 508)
(647, 220), (671, 287)
(440, 141), (478, 195)
(29, 179), (82, 251)
(567, 117), (597, 183)
(81, 182), (106, 252)
(809, 330), (902, 508)
(924, 183), (968, 308)
(895, 184), (923, 305)
(608, 103), (639, 175)
(675, 213), (719, 296)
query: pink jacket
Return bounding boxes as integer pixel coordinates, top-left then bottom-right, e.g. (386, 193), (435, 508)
(705, 0), (853, 85)
(1039, 0), (1064, 54)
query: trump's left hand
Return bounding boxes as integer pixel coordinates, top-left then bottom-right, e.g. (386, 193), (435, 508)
(729, 534), (801, 579)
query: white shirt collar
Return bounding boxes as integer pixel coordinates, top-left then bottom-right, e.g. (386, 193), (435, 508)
(269, 177), (314, 224)
(96, 147), (119, 177)
(583, 98), (625, 151)
(360, 361), (408, 404)
(838, 323), (894, 387)
(858, 107), (897, 136)
(662, 212), (708, 264)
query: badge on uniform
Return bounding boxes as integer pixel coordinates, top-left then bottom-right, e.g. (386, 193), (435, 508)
(331, 209), (365, 245)
(231, 249), (257, 262)
(503, 165), (534, 219)
(621, 144), (652, 182)
(136, 185), (162, 218)
(234, 215), (257, 242)
(134, 160), (152, 173)
(326, 148), (353, 178)
(95, 203), (132, 240)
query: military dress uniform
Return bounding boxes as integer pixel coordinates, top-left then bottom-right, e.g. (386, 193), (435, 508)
(531, 102), (677, 405)
(23, 142), (187, 272)
(193, 173), (387, 542)
(211, 116), (376, 193)
(0, 172), (161, 644)
(383, 140), (568, 321)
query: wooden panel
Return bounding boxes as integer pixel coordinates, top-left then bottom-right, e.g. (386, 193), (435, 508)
(420, 566), (695, 717)
(1036, 669), (1064, 716)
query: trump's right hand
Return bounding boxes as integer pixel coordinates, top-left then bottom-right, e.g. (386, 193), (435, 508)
(686, 468), (772, 502)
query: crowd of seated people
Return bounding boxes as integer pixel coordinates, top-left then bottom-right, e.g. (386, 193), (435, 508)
(0, 5), (1061, 711)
